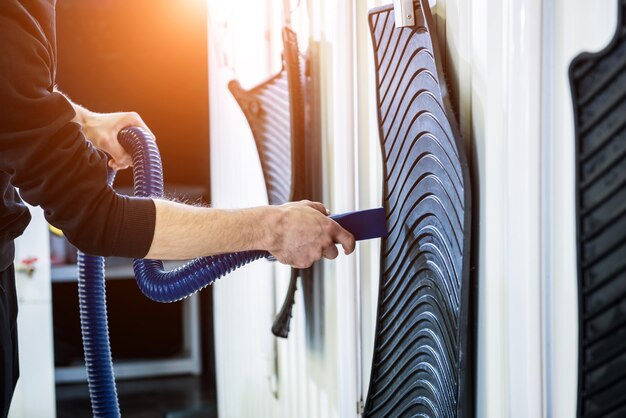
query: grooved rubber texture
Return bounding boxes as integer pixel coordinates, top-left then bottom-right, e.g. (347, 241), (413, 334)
(229, 27), (307, 339)
(228, 27), (305, 205)
(228, 71), (291, 204)
(365, 1), (472, 417)
(570, 2), (626, 417)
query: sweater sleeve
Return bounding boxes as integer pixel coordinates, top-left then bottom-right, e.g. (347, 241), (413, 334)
(0, 9), (156, 258)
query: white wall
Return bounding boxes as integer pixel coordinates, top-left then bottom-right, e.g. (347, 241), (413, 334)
(8, 206), (56, 418)
(436, 1), (618, 416)
(207, 1), (282, 416)
(543, 2), (618, 417)
(209, 1), (620, 417)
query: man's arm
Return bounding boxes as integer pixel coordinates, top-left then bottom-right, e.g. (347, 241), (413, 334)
(147, 200), (355, 268)
(0, 15), (156, 259)
(57, 93), (356, 267)
(0, 16), (353, 268)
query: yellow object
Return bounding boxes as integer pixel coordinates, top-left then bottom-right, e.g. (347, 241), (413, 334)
(49, 224), (64, 237)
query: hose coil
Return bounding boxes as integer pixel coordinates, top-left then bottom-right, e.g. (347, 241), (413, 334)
(78, 127), (268, 417)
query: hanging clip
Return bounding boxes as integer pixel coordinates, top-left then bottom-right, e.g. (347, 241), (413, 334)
(394, 0), (415, 28)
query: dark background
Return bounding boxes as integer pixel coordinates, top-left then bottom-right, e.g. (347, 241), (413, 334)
(52, 1), (216, 415)
(55, 0), (210, 195)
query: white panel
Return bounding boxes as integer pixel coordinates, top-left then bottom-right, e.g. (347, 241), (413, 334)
(543, 1), (618, 417)
(209, 0), (363, 415)
(9, 206), (56, 418)
(354, 0), (383, 406)
(13, 206), (51, 303)
(469, 0), (511, 416)
(207, 0), (282, 416)
(316, 0), (359, 415)
(8, 303), (56, 418)
(504, 0), (544, 415)
(209, 1), (620, 417)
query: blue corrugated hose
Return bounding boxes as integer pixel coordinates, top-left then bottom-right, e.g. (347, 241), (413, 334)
(78, 126), (387, 417)
(78, 127), (266, 417)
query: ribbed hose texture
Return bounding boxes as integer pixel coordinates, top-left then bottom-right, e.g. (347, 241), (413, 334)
(78, 252), (120, 417)
(78, 127), (268, 417)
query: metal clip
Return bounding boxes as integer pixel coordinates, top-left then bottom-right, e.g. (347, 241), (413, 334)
(357, 398), (365, 414)
(393, 0), (415, 28)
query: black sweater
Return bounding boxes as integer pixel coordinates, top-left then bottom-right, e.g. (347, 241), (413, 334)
(0, 0), (156, 271)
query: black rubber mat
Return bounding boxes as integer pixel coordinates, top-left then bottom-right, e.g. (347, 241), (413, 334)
(365, 1), (472, 417)
(229, 28), (309, 339)
(228, 28), (305, 205)
(570, 1), (626, 417)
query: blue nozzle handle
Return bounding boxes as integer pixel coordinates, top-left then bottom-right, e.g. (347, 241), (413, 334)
(331, 207), (388, 241)
(266, 207), (387, 261)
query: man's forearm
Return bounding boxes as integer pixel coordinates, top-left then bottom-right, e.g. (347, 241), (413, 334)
(145, 199), (356, 268)
(68, 101), (92, 126)
(145, 200), (274, 260)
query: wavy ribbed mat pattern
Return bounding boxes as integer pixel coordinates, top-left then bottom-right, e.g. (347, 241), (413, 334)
(228, 28), (305, 206)
(228, 27), (308, 338)
(228, 64), (293, 204)
(364, 1), (472, 417)
(570, 1), (626, 417)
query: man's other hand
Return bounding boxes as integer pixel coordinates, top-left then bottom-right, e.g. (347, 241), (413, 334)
(80, 111), (152, 171)
(265, 200), (356, 269)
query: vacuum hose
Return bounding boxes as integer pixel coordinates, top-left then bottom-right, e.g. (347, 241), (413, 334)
(77, 126), (386, 417)
(78, 127), (267, 417)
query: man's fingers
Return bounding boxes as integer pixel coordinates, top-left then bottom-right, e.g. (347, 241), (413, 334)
(108, 140), (133, 168)
(122, 113), (153, 136)
(322, 244), (339, 260)
(103, 138), (132, 169)
(108, 160), (128, 171)
(331, 222), (356, 255)
(301, 200), (329, 215)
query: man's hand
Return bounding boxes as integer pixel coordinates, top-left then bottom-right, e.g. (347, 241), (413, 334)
(57, 89), (152, 170)
(265, 201), (356, 269)
(79, 111), (152, 171)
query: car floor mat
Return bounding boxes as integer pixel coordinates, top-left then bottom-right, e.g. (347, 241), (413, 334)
(228, 27), (307, 339)
(228, 28), (305, 205)
(569, 1), (626, 417)
(364, 1), (472, 417)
